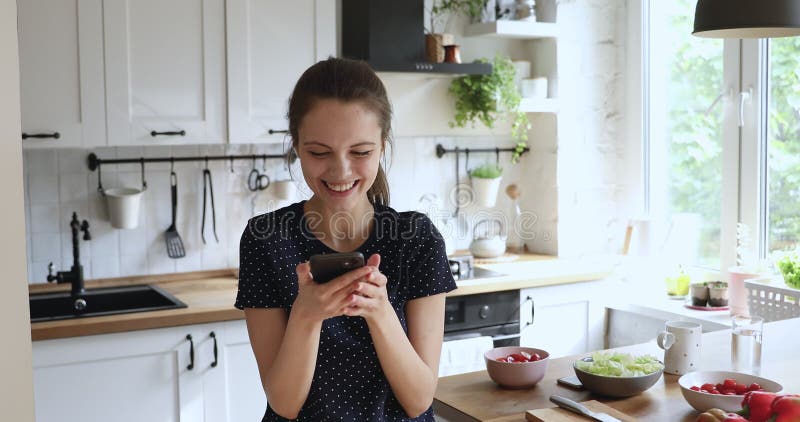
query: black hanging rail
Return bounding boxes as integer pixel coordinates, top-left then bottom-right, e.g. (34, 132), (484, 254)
(87, 151), (294, 171)
(435, 144), (530, 159)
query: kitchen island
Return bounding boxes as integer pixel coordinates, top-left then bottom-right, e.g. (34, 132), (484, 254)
(434, 317), (800, 421)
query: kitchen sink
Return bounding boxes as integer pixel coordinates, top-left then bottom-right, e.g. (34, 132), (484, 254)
(29, 284), (187, 322)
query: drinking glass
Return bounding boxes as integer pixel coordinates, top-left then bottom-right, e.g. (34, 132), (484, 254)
(731, 315), (763, 375)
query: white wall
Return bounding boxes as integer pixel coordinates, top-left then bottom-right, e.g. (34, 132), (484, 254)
(0, 0), (36, 419)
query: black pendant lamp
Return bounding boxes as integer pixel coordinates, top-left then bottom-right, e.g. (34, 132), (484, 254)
(693, 0), (800, 38)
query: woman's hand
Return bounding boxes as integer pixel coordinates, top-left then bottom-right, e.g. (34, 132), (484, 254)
(343, 254), (393, 321)
(293, 261), (373, 322)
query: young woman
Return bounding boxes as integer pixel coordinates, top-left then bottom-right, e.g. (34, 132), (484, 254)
(235, 57), (456, 422)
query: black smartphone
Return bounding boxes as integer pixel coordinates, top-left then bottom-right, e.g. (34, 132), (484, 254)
(309, 252), (365, 284)
(556, 375), (584, 390)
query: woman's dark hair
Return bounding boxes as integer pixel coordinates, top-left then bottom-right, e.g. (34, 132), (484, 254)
(287, 57), (392, 206)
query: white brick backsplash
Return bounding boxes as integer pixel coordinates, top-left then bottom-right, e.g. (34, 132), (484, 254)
(59, 172), (90, 202)
(147, 252), (176, 275)
(120, 254), (148, 277)
(32, 233), (61, 264)
(91, 256), (120, 279)
(30, 202), (60, 233)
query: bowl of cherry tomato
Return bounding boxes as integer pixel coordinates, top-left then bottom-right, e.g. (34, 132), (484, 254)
(484, 346), (550, 389)
(678, 370), (784, 412)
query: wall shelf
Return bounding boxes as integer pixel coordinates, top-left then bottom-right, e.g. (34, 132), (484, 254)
(463, 21), (558, 39)
(520, 98), (559, 113)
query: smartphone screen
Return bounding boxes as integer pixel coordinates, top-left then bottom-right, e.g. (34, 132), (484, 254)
(309, 252), (365, 283)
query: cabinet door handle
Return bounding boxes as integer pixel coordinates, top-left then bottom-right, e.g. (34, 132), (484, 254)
(210, 331), (218, 368)
(186, 334), (195, 370)
(523, 296), (535, 327)
(22, 132), (60, 140)
(151, 130), (186, 137)
(268, 129), (288, 134)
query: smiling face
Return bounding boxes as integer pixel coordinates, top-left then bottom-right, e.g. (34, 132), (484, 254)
(297, 99), (384, 213)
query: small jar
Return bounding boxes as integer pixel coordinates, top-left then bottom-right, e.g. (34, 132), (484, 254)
(515, 0), (536, 22)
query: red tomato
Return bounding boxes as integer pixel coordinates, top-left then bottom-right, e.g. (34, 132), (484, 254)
(735, 384), (748, 395)
(748, 383), (762, 392)
(530, 353), (542, 362)
(701, 383), (716, 391)
(690, 386), (701, 391)
(723, 378), (738, 388)
(510, 353), (529, 363)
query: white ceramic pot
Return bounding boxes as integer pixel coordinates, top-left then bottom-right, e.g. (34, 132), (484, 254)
(471, 176), (502, 207)
(104, 187), (143, 229)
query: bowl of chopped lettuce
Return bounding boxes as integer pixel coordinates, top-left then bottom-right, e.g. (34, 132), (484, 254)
(573, 352), (664, 397)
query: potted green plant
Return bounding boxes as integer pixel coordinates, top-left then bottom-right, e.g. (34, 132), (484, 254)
(470, 163), (503, 207)
(426, 0), (488, 62)
(449, 54), (530, 163)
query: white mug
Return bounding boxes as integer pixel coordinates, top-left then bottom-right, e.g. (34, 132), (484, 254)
(656, 320), (702, 375)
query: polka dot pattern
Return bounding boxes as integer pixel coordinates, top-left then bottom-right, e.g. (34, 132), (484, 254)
(235, 200), (456, 421)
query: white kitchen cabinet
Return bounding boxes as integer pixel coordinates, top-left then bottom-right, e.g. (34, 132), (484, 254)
(226, 0), (336, 143)
(17, 0), (106, 149)
(219, 319), (267, 421)
(32, 319), (262, 422)
(103, 0), (227, 146)
(519, 279), (608, 358)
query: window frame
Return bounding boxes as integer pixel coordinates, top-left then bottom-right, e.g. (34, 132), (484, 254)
(633, 0), (771, 272)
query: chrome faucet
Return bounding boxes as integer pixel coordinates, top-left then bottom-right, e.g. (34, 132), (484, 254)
(47, 212), (91, 297)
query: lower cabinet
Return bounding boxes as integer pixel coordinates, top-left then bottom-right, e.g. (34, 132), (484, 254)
(519, 280), (608, 358)
(32, 319), (264, 422)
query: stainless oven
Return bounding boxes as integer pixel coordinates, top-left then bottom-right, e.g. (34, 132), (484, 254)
(443, 290), (522, 347)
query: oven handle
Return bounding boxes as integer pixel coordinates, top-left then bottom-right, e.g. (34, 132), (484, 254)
(490, 333), (522, 341)
(522, 295), (535, 328)
(443, 332), (521, 342)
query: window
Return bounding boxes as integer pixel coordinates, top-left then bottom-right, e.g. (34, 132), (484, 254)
(641, 1), (800, 269)
(767, 38), (800, 254)
(646, 0), (728, 268)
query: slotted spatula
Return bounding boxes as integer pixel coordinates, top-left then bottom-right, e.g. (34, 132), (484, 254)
(165, 171), (185, 258)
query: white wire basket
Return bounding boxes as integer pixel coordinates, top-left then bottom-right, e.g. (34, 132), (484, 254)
(744, 277), (800, 322)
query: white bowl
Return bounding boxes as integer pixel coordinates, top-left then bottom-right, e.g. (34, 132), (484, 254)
(678, 370), (783, 412)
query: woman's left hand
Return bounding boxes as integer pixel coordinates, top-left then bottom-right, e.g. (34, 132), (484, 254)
(343, 253), (392, 321)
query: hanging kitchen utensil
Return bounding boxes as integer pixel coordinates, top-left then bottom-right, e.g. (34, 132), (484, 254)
(165, 160), (186, 258)
(202, 158), (219, 244)
(247, 156), (270, 192)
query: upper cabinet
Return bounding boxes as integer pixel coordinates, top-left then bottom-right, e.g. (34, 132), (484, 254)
(103, 0), (227, 146)
(226, 0), (336, 143)
(18, 0), (106, 149)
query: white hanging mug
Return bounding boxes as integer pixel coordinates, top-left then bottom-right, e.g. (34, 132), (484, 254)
(656, 320), (702, 375)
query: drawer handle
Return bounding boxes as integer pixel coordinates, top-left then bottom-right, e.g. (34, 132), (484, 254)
(268, 129), (288, 135)
(22, 132), (60, 140)
(524, 296), (535, 327)
(151, 130), (186, 137)
(186, 334), (195, 370)
(210, 331), (218, 368)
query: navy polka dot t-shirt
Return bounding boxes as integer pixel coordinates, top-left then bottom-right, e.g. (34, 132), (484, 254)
(235, 200), (457, 422)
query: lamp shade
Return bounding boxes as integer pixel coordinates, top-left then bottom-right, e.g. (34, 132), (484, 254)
(693, 0), (800, 38)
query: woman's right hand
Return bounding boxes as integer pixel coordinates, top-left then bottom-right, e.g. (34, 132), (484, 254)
(292, 261), (374, 322)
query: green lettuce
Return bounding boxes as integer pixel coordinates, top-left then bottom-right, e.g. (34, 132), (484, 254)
(575, 352), (664, 377)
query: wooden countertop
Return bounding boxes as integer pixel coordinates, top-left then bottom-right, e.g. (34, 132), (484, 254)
(434, 318), (800, 422)
(29, 253), (612, 341)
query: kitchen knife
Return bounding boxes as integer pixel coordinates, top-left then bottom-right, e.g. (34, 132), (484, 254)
(549, 395), (622, 422)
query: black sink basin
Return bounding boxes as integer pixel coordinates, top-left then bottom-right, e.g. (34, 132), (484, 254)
(29, 284), (187, 322)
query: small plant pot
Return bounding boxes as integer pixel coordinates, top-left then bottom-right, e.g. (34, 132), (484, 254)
(690, 283), (709, 307)
(471, 177), (502, 207)
(708, 282), (729, 307)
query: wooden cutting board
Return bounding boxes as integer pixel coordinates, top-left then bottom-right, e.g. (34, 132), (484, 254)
(525, 400), (636, 421)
